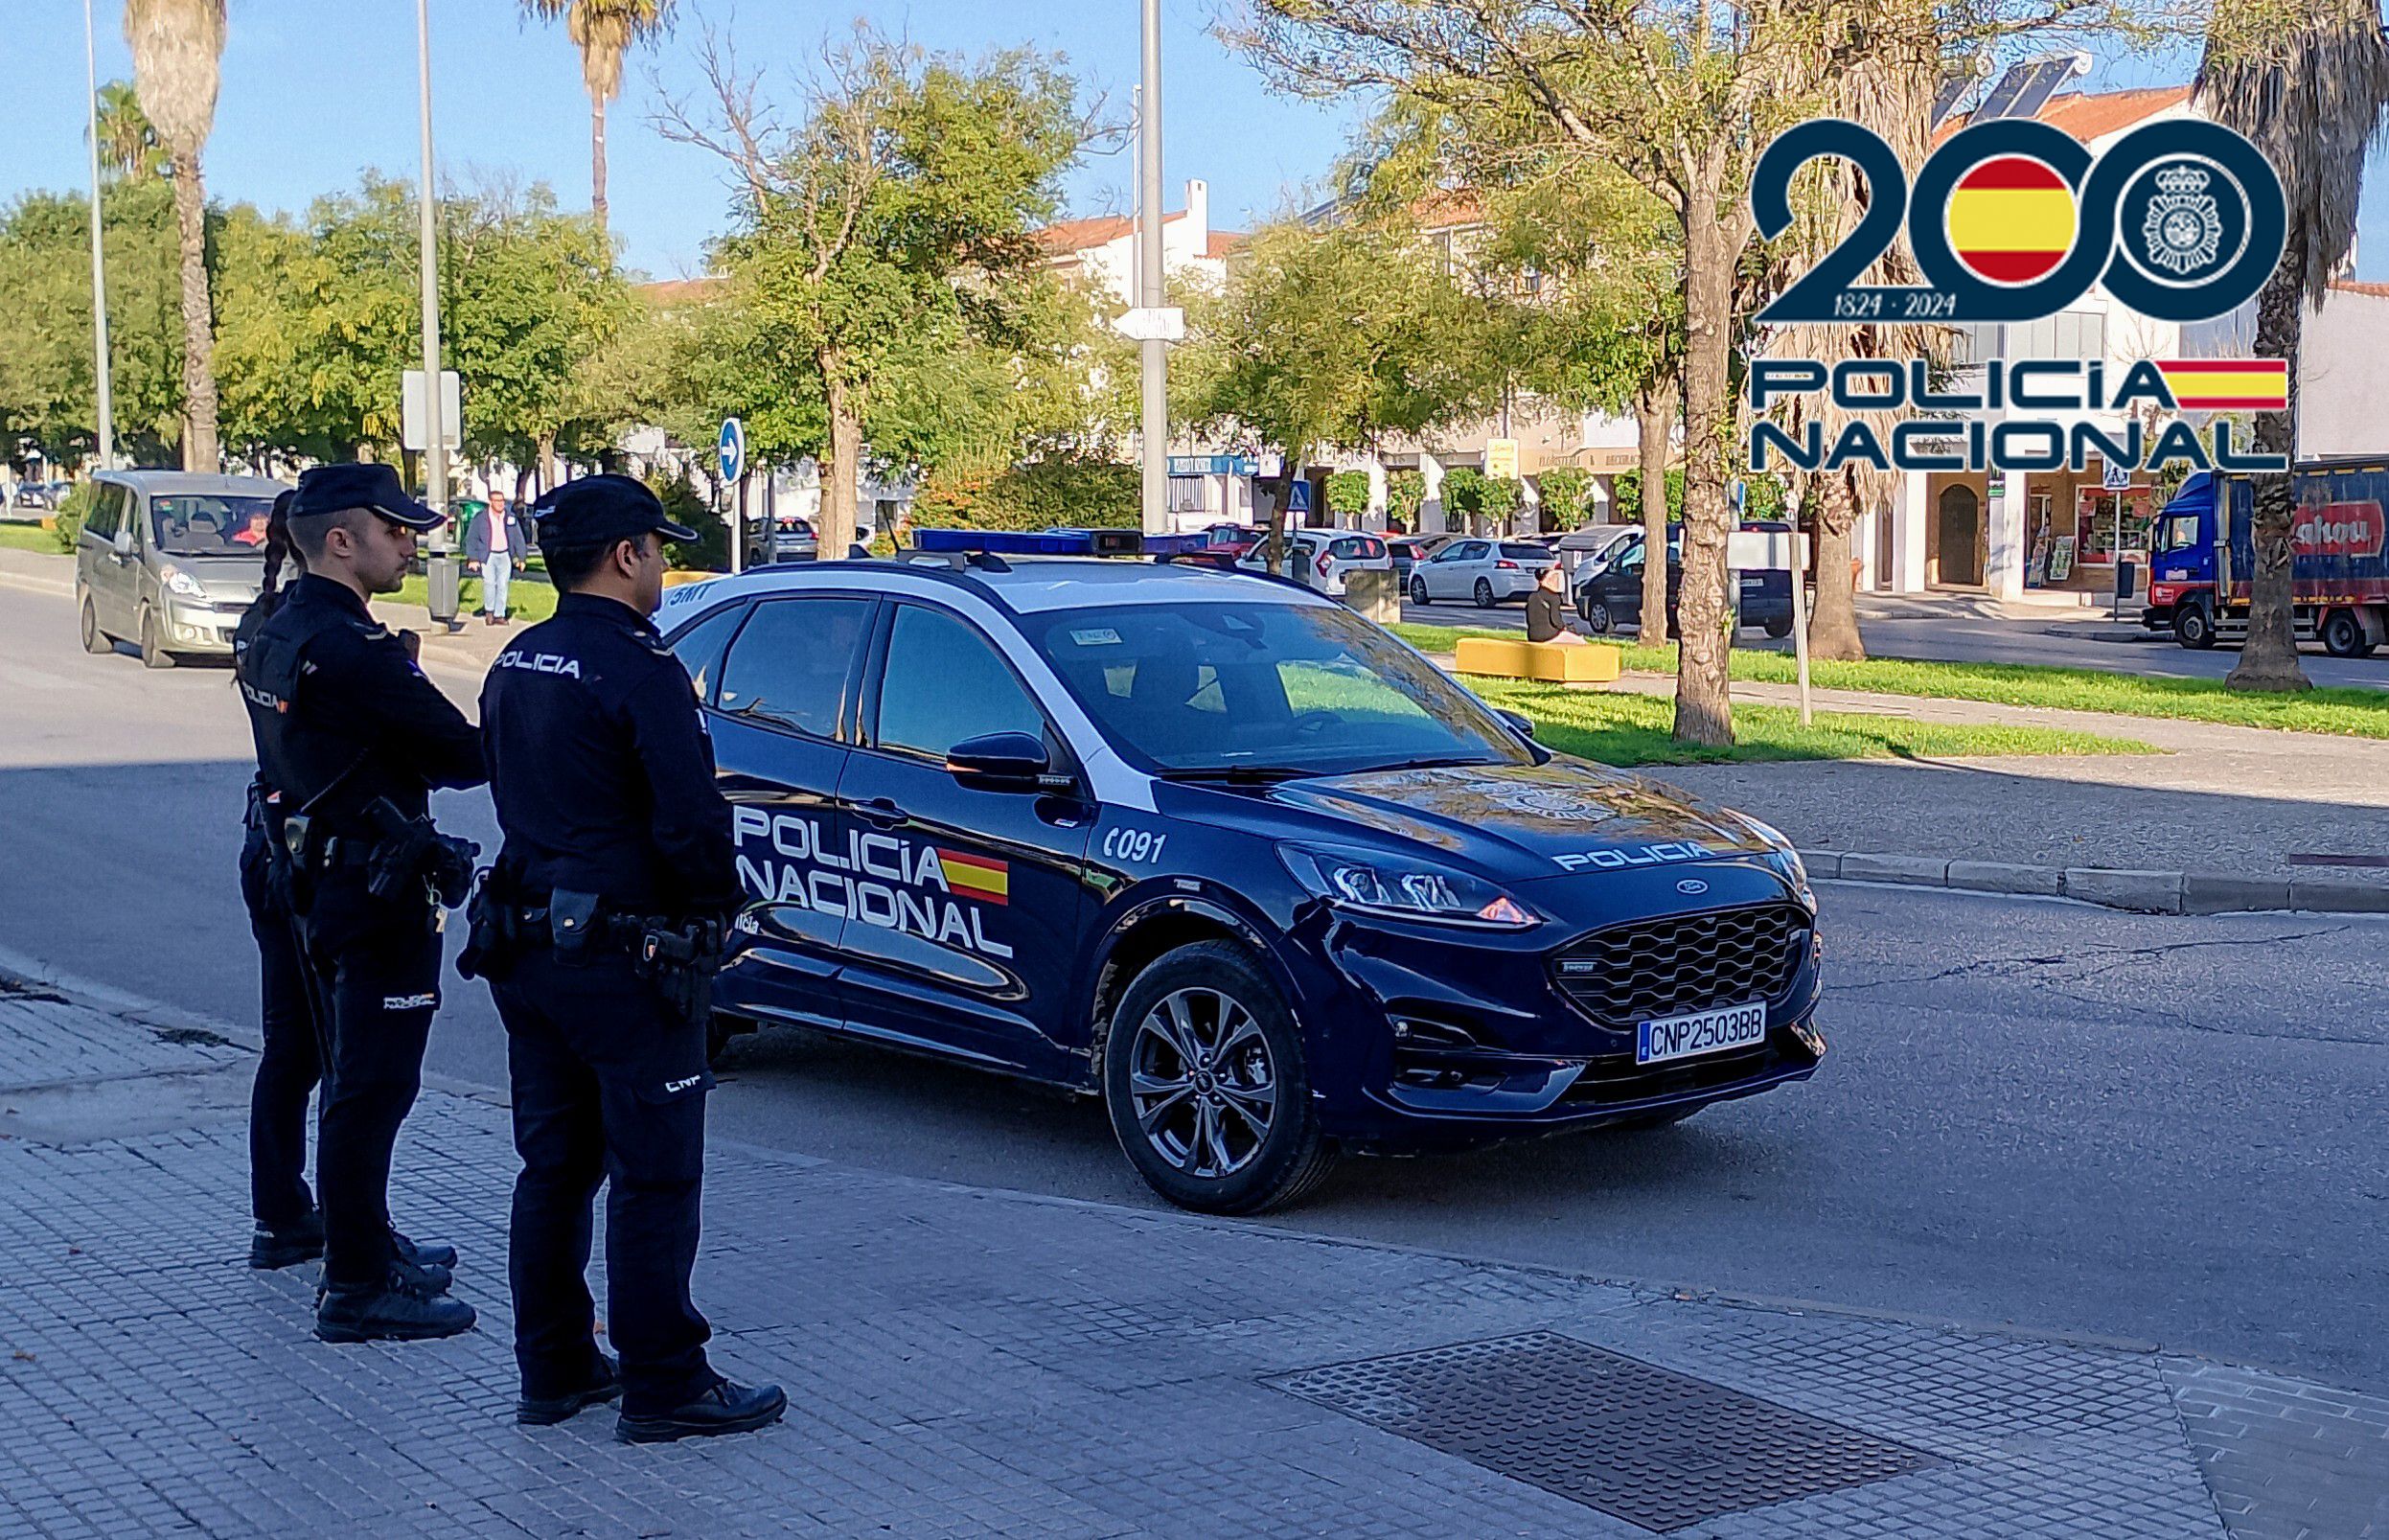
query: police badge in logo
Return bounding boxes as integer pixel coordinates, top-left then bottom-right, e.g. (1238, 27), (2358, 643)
(2141, 164), (2221, 277)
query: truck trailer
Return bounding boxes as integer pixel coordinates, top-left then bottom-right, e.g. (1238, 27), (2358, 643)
(2140, 460), (2389, 657)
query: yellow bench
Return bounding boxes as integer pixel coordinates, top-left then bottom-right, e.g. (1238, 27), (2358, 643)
(660, 569), (720, 588)
(1452, 635), (1621, 684)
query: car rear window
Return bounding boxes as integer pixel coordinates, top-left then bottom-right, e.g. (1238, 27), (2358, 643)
(1500, 542), (1550, 561)
(1332, 536), (1386, 560)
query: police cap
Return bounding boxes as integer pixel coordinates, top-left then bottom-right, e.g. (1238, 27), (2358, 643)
(287, 463), (441, 530)
(533, 473), (698, 548)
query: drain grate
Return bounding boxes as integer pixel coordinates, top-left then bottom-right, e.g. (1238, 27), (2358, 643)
(1271, 1332), (1937, 1532)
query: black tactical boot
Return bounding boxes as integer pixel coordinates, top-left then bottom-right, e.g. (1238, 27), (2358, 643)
(517, 1355), (623, 1426)
(615, 1380), (788, 1444)
(390, 1229), (459, 1271)
(249, 1211), (325, 1270)
(315, 1268), (478, 1344)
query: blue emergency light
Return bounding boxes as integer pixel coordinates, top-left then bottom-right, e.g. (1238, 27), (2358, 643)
(911, 527), (1148, 558)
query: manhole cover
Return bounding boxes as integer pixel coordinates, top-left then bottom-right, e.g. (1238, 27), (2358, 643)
(1270, 1332), (1937, 1532)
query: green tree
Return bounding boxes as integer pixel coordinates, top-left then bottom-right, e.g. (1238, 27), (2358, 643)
(1386, 468), (1425, 530)
(124, 0), (227, 471)
(2200, 0), (2389, 692)
(520, 0), (676, 232)
(1325, 470), (1372, 521)
(1535, 466), (1590, 529)
(1440, 465), (1484, 531)
(1180, 218), (1483, 568)
(93, 81), (166, 181)
(657, 26), (1091, 560)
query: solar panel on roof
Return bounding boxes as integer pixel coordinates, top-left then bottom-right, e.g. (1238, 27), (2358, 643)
(1931, 71), (1978, 127)
(1974, 61), (2038, 121)
(2006, 56), (2084, 122)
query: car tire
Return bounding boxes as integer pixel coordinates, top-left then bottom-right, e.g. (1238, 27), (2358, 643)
(1100, 940), (1335, 1216)
(138, 607), (175, 670)
(2319, 608), (2374, 658)
(1581, 600), (1614, 635)
(2175, 599), (2217, 650)
(1472, 578), (1496, 609)
(1410, 577), (1430, 607)
(1763, 616), (1793, 640)
(79, 592), (112, 655)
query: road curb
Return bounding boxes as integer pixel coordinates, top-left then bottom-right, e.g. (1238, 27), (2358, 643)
(1806, 848), (2389, 915)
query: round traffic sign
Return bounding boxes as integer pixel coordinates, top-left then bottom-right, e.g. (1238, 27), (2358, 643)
(718, 418), (746, 483)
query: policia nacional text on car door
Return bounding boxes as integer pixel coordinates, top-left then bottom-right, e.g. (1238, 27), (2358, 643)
(663, 539), (1824, 1216)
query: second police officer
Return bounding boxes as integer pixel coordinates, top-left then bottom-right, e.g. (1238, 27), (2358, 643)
(468, 474), (785, 1443)
(239, 463), (484, 1343)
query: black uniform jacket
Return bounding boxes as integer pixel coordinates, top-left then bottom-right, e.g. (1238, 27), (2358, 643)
(479, 592), (741, 919)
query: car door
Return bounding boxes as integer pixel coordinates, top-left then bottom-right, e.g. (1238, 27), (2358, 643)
(85, 482), (136, 633)
(701, 592), (878, 1032)
(837, 600), (1095, 1075)
(1596, 540), (1645, 626)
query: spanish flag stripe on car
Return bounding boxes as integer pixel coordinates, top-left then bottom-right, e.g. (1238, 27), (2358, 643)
(936, 848), (1010, 905)
(2156, 359), (2289, 411)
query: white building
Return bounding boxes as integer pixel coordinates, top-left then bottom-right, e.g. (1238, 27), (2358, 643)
(1037, 178), (1244, 296)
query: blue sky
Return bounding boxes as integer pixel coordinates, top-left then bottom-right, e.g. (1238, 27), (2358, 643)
(5, 3), (2383, 281)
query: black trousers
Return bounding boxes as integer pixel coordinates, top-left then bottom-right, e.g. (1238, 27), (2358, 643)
(240, 825), (320, 1230)
(492, 948), (717, 1415)
(296, 874), (444, 1289)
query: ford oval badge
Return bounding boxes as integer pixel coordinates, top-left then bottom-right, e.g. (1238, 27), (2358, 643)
(1676, 878), (1710, 896)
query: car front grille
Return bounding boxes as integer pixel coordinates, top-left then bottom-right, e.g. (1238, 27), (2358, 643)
(1552, 904), (1808, 1027)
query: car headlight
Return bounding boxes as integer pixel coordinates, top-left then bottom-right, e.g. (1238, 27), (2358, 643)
(1734, 814), (1807, 890)
(161, 564), (206, 601)
(1280, 844), (1539, 930)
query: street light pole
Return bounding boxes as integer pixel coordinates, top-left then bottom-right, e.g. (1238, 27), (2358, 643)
(1137, 0), (1168, 536)
(81, 0), (116, 471)
(414, 0), (458, 627)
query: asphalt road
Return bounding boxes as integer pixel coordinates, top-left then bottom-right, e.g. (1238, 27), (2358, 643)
(4, 580), (2385, 1397)
(1405, 592), (2389, 688)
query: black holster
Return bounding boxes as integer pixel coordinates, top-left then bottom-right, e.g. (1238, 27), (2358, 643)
(360, 797), (479, 909)
(457, 868), (521, 982)
(634, 916), (724, 1033)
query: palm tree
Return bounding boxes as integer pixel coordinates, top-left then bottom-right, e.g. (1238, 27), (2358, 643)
(521, 0), (676, 233)
(93, 80), (165, 181)
(2198, 0), (2389, 692)
(123, 0), (227, 472)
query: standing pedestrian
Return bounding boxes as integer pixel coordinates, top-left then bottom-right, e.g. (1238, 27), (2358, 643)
(239, 463), (486, 1343)
(470, 473), (784, 1442)
(233, 492), (324, 1270)
(467, 488), (533, 626)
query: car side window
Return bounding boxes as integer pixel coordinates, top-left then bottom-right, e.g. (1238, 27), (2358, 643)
(86, 484), (123, 540)
(874, 604), (1046, 762)
(715, 596), (872, 739)
(666, 602), (749, 706)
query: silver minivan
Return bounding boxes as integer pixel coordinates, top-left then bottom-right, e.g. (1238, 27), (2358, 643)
(75, 471), (289, 667)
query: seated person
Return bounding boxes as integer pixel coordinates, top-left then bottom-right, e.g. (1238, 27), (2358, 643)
(1524, 563), (1585, 645)
(232, 509), (272, 547)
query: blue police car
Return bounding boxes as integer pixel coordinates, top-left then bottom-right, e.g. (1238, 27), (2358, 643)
(659, 532), (1824, 1214)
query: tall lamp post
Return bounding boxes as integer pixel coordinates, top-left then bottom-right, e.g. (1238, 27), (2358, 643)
(414, 0), (459, 628)
(81, 0), (116, 471)
(1137, 0), (1167, 536)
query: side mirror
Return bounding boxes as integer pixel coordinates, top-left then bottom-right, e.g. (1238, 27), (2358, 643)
(1497, 708), (1538, 742)
(946, 731), (1059, 792)
(111, 528), (135, 558)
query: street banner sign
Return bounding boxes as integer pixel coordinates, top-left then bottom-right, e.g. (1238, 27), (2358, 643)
(718, 418), (747, 484)
(401, 370), (462, 451)
(1486, 438), (1520, 480)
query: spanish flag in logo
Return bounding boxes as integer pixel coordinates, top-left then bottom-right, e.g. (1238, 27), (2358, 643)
(2155, 359), (2289, 411)
(935, 848), (1010, 906)
(1946, 156), (2077, 285)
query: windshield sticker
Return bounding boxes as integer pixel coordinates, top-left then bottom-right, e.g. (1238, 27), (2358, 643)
(1068, 628), (1123, 647)
(1554, 841), (1713, 872)
(734, 807), (1012, 957)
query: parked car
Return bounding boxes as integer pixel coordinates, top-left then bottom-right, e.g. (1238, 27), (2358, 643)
(74, 471), (288, 668)
(1385, 536), (1444, 587)
(1407, 538), (1559, 609)
(1235, 529), (1392, 596)
(5, 481), (60, 517)
(1573, 529), (1794, 639)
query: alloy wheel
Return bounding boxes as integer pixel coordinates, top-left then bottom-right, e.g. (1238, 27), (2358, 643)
(1127, 987), (1277, 1180)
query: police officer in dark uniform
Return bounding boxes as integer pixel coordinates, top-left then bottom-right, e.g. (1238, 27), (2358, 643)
(239, 463), (483, 1343)
(471, 474), (784, 1442)
(234, 492), (326, 1270)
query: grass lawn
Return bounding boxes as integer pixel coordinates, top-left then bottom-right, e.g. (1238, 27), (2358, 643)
(1466, 676), (2151, 766)
(1392, 623), (2389, 741)
(0, 522), (63, 555)
(394, 570), (559, 624)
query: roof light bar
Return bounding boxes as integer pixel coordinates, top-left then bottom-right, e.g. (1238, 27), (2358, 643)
(911, 527), (1147, 558)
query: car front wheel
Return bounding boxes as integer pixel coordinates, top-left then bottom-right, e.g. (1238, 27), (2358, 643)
(1410, 576), (1429, 607)
(2175, 599), (2217, 650)
(138, 607), (175, 670)
(1102, 940), (1334, 1215)
(1581, 599), (1614, 634)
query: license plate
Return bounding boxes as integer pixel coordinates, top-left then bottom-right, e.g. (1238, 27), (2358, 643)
(1636, 1002), (1767, 1065)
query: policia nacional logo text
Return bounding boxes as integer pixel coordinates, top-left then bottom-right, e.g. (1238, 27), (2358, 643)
(733, 807), (1013, 958)
(1748, 114), (2290, 478)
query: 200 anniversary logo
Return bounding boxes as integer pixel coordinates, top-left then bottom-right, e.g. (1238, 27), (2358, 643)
(1748, 115), (2290, 476)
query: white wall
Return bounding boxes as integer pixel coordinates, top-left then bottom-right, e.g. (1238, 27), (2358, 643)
(2300, 287), (2389, 458)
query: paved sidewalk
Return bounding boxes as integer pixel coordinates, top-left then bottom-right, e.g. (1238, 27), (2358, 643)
(3, 976), (2383, 1538)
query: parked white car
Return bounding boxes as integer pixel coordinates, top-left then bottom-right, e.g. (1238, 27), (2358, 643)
(1407, 538), (1559, 608)
(1235, 529), (1392, 596)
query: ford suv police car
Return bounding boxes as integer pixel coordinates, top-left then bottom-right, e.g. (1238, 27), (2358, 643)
(660, 534), (1824, 1214)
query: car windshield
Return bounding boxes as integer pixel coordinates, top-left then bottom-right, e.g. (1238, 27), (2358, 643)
(150, 494), (277, 557)
(1020, 599), (1538, 777)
